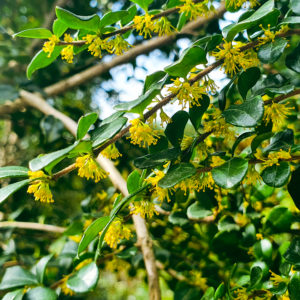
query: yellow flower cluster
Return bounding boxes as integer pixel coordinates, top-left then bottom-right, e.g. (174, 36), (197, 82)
(42, 34), (60, 57)
(227, 0), (259, 10)
(168, 78), (207, 108)
(104, 220), (132, 249)
(178, 0), (212, 20)
(101, 143), (122, 159)
(190, 271), (208, 290)
(61, 34), (74, 63)
(255, 148), (292, 168)
(242, 165), (262, 185)
(128, 119), (159, 148)
(133, 14), (175, 38)
(145, 170), (172, 203)
(131, 201), (158, 218)
(110, 35), (131, 56)
(258, 24), (289, 46)
(59, 275), (75, 296)
(27, 170), (54, 203)
(264, 102), (292, 131)
(75, 154), (108, 182)
(181, 135), (194, 151)
(269, 270), (289, 287)
(212, 40), (259, 76)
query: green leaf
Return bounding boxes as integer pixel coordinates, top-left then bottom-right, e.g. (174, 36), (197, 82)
(35, 254), (53, 284)
(127, 170), (141, 194)
(265, 206), (293, 232)
(27, 46), (64, 79)
(78, 216), (110, 254)
(13, 28), (52, 39)
(24, 287), (57, 300)
(101, 111), (125, 126)
(0, 166), (29, 179)
(214, 283), (225, 300)
(158, 163), (196, 188)
(218, 78), (235, 111)
(121, 5), (137, 26)
(284, 238), (300, 265)
(189, 95), (210, 130)
(164, 46), (207, 78)
(0, 179), (30, 204)
(264, 129), (294, 153)
(258, 38), (288, 64)
(201, 287), (215, 300)
(253, 239), (273, 262)
(280, 16), (300, 25)
(165, 111), (189, 147)
(91, 117), (127, 148)
(100, 11), (128, 28)
(249, 266), (263, 289)
(2, 289), (24, 300)
(143, 71), (167, 93)
(0, 266), (38, 290)
(238, 67), (261, 99)
(130, 0), (153, 12)
(231, 132), (255, 156)
(265, 84), (295, 95)
(223, 0), (275, 41)
(56, 6), (100, 32)
(286, 43), (300, 73)
(52, 19), (68, 37)
(288, 167), (300, 210)
(168, 211), (189, 226)
(289, 272), (300, 300)
(76, 112), (98, 140)
(67, 262), (99, 293)
(212, 158), (248, 189)
(134, 148), (180, 169)
(261, 162), (290, 187)
(187, 201), (213, 220)
(223, 96), (264, 127)
(29, 142), (78, 171)
(251, 132), (273, 153)
(290, 0), (300, 14)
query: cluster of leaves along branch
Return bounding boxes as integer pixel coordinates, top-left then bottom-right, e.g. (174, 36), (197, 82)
(1, 0), (300, 299)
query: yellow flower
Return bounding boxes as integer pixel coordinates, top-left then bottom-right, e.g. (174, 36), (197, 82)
(84, 35), (113, 58)
(258, 24), (289, 46)
(128, 119), (159, 148)
(101, 144), (122, 159)
(111, 35), (131, 55)
(145, 170), (173, 203)
(104, 220), (132, 249)
(190, 271), (208, 290)
(75, 154), (108, 182)
(181, 135), (194, 151)
(74, 258), (93, 271)
(27, 170), (54, 203)
(178, 0), (211, 20)
(255, 148), (292, 168)
(212, 40), (259, 76)
(97, 190), (107, 200)
(256, 233), (263, 240)
(264, 102), (292, 131)
(160, 109), (171, 126)
(133, 13), (155, 38)
(63, 33), (73, 43)
(61, 45), (74, 63)
(59, 275), (75, 296)
(210, 156), (225, 167)
(168, 78), (207, 108)
(131, 201), (159, 218)
(242, 165), (262, 184)
(269, 270), (289, 287)
(42, 35), (60, 58)
(227, 0), (259, 9)
(153, 17), (175, 36)
(234, 287), (248, 300)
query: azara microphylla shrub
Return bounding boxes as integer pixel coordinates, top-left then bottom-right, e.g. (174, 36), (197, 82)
(0, 0), (300, 299)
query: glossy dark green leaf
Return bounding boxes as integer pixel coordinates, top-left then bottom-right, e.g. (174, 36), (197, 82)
(76, 112), (98, 140)
(13, 28), (52, 39)
(27, 46), (64, 79)
(56, 6), (100, 32)
(0, 166), (29, 179)
(286, 43), (300, 73)
(231, 132), (255, 156)
(265, 206), (293, 232)
(52, 19), (68, 37)
(223, 0), (275, 41)
(289, 272), (300, 300)
(29, 142), (78, 171)
(168, 211), (189, 226)
(249, 266), (263, 289)
(130, 0), (153, 11)
(165, 111), (189, 147)
(91, 117), (127, 148)
(0, 266), (38, 290)
(164, 46), (207, 78)
(100, 11), (128, 28)
(214, 283), (225, 299)
(134, 148), (180, 169)
(149, 135), (169, 153)
(35, 254), (53, 283)
(121, 5), (137, 26)
(238, 67), (261, 99)
(253, 239), (273, 262)
(283, 238), (300, 264)
(2, 289), (24, 300)
(24, 287), (57, 300)
(0, 179), (30, 204)
(212, 158), (248, 189)
(223, 96), (264, 127)
(280, 16), (300, 25)
(261, 162), (290, 187)
(251, 132), (273, 153)
(258, 38), (288, 64)
(189, 95), (210, 130)
(67, 262), (99, 293)
(218, 216), (239, 232)
(127, 170), (141, 194)
(78, 216), (110, 254)
(143, 71), (166, 93)
(201, 287), (214, 300)
(290, 0), (300, 14)
(288, 167), (300, 209)
(218, 79), (234, 111)
(101, 112), (125, 126)
(187, 201), (213, 220)
(265, 84), (295, 95)
(263, 129), (294, 153)
(158, 163), (196, 189)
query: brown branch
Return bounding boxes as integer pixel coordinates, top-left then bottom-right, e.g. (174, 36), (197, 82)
(0, 221), (65, 233)
(264, 88), (300, 105)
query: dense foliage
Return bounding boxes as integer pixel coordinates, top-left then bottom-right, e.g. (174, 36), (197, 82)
(0, 0), (300, 299)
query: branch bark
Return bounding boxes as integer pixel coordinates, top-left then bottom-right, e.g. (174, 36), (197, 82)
(0, 221), (65, 233)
